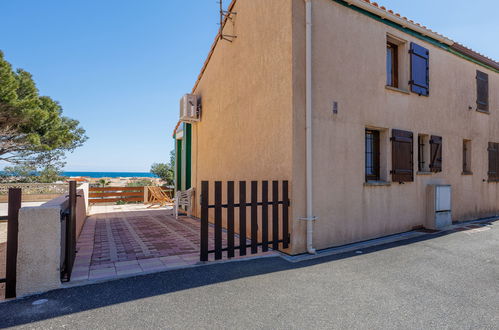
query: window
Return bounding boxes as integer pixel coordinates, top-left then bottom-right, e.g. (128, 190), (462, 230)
(462, 140), (472, 174)
(365, 129), (380, 181)
(391, 129), (414, 183)
(386, 42), (399, 88)
(409, 42), (429, 96)
(476, 70), (489, 112)
(418, 134), (430, 172)
(488, 142), (499, 181)
(429, 135), (443, 172)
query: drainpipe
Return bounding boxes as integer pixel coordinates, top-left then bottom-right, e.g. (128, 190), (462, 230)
(300, 0), (317, 254)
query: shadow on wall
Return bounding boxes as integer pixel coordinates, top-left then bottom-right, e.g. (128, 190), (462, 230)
(0, 218), (496, 327)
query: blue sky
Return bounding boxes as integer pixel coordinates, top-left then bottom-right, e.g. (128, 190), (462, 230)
(0, 0), (497, 172)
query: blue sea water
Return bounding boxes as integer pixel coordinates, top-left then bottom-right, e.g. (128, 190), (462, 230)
(62, 172), (158, 178)
(0, 171), (158, 178)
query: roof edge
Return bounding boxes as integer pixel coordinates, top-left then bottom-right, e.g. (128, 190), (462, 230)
(343, 0), (454, 45)
(450, 43), (499, 71)
(191, 0), (237, 93)
(340, 0), (498, 72)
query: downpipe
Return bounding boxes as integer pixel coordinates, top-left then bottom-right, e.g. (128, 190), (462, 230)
(300, 0), (317, 254)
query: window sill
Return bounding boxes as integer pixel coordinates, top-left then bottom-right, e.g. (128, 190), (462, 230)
(364, 181), (391, 187)
(385, 85), (410, 95)
(476, 109), (490, 114)
(462, 171), (473, 176)
(417, 171), (432, 175)
(487, 179), (499, 183)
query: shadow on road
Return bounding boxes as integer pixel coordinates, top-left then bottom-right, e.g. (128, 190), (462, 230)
(0, 218), (495, 328)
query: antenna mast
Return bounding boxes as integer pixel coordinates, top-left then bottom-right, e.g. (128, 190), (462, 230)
(219, 0), (237, 42)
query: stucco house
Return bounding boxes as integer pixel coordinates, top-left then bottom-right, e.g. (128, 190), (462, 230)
(174, 0), (498, 255)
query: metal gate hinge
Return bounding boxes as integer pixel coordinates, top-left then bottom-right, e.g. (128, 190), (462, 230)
(299, 216), (318, 222)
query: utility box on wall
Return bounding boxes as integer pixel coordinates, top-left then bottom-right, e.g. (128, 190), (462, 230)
(426, 184), (452, 230)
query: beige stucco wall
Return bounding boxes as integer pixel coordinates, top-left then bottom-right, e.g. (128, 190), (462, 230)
(290, 0), (499, 252)
(190, 0), (294, 223)
(187, 0), (498, 255)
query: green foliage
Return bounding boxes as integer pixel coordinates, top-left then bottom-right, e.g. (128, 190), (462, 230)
(0, 50), (87, 167)
(2, 163), (65, 183)
(2, 164), (37, 182)
(98, 179), (111, 187)
(150, 150), (174, 186)
(127, 179), (155, 187)
(37, 165), (64, 183)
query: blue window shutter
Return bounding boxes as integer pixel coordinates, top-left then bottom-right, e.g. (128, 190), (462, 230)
(410, 43), (429, 96)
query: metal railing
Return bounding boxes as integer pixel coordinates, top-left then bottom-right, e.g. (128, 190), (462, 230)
(60, 181), (77, 282)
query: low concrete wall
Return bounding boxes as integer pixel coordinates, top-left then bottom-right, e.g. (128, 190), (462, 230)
(77, 183), (89, 237)
(16, 207), (61, 297)
(0, 194), (62, 203)
(15, 183), (89, 297)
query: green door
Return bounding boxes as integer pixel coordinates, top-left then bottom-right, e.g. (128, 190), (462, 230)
(174, 122), (192, 192)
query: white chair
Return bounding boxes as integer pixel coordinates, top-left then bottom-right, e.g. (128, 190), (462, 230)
(174, 188), (195, 219)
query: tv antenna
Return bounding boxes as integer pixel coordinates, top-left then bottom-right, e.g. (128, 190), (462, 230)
(218, 0), (237, 42)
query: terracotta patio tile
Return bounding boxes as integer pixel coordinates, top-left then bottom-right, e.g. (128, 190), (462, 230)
(71, 206), (274, 283)
(116, 267), (143, 276)
(70, 272), (89, 282)
(115, 263), (142, 271)
(114, 260), (139, 267)
(160, 255), (183, 264)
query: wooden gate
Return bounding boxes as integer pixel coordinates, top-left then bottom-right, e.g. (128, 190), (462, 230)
(200, 180), (290, 262)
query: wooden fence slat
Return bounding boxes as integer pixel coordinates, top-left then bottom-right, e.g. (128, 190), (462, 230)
(200, 181), (209, 261)
(199, 180), (291, 262)
(5, 188), (21, 299)
(214, 181), (222, 260)
(272, 181), (279, 250)
(89, 191), (144, 198)
(239, 182), (247, 256)
(261, 181), (269, 252)
(88, 186), (146, 204)
(89, 197), (143, 203)
(283, 181), (289, 249)
(251, 181), (258, 254)
(89, 186), (144, 192)
(227, 181), (235, 258)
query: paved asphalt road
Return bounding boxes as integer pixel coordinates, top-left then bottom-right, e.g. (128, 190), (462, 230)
(1, 220), (498, 329)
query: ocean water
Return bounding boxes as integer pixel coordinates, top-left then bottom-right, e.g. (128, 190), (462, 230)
(0, 171), (158, 178)
(62, 172), (158, 178)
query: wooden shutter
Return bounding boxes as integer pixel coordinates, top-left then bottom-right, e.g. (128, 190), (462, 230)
(488, 142), (499, 181)
(391, 129), (414, 182)
(410, 43), (429, 96)
(476, 70), (489, 111)
(429, 136), (443, 172)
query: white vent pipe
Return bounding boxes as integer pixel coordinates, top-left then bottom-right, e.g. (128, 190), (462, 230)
(301, 0), (317, 254)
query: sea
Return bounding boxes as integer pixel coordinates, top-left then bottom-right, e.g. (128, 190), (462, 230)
(0, 171), (158, 178)
(62, 172), (158, 178)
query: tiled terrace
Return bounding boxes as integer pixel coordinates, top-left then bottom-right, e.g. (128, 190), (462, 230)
(71, 204), (277, 282)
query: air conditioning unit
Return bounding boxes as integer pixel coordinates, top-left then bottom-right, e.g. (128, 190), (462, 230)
(179, 94), (200, 122)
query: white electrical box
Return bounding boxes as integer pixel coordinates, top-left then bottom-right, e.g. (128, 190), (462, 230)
(426, 184), (452, 230)
(179, 94), (200, 122)
(435, 185), (451, 212)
